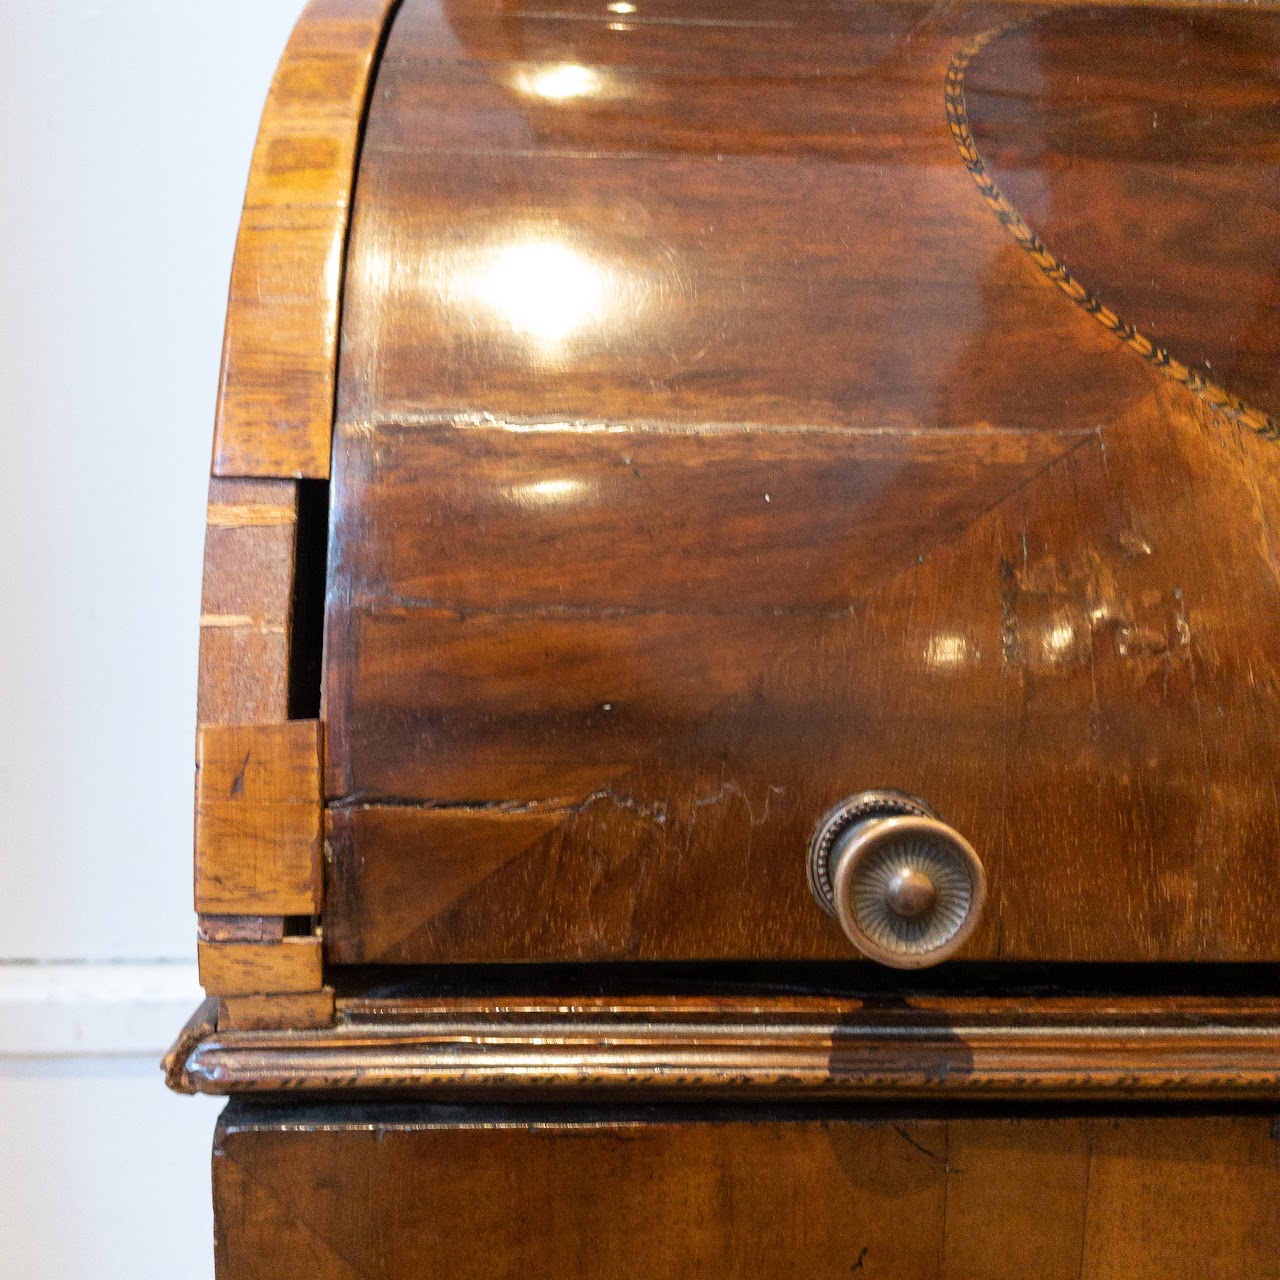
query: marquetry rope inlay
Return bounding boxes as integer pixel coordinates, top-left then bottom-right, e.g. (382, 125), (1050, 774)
(945, 21), (1280, 442)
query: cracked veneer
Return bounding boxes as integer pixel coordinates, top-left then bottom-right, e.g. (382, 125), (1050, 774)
(327, 783), (781, 826)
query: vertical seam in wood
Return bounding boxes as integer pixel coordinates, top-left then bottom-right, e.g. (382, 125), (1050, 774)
(938, 1121), (952, 1278)
(1076, 1127), (1094, 1279)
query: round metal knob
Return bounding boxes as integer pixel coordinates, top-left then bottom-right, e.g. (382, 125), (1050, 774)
(808, 792), (986, 969)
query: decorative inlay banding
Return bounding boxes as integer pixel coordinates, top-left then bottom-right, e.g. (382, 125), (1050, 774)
(945, 19), (1279, 442)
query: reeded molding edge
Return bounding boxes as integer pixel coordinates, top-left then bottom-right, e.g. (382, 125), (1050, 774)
(164, 997), (219, 1093)
(166, 997), (1280, 1098)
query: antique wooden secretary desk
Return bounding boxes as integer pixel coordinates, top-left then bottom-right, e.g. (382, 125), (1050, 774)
(166, 0), (1280, 1273)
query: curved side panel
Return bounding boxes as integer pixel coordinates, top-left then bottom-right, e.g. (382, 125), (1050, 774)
(212, 0), (402, 480)
(192, 2), (401, 1029)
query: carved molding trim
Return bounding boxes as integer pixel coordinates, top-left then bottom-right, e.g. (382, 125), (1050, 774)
(168, 994), (1280, 1098)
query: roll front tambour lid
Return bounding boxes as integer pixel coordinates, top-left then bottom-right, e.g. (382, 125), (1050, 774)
(319, 0), (1280, 969)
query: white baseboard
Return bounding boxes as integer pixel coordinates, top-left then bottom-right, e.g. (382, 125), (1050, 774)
(0, 961), (203, 1057)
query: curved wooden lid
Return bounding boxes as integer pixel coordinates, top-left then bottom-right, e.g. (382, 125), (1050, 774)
(338, 0), (1155, 434)
(314, 0), (1280, 969)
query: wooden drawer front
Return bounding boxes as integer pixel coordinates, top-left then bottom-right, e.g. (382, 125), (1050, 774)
(323, 404), (1280, 967)
(215, 1105), (1280, 1279)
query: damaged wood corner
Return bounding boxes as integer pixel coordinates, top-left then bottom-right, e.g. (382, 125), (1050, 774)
(162, 997), (220, 1094)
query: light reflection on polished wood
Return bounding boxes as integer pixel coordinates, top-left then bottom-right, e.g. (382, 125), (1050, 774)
(170, 993), (1280, 1098)
(321, 0), (1280, 967)
(955, 7), (1280, 435)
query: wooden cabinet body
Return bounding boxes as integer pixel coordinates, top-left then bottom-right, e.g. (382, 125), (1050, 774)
(215, 1104), (1280, 1279)
(170, 0), (1280, 1273)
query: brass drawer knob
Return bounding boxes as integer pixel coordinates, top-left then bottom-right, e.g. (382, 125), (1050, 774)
(808, 792), (986, 968)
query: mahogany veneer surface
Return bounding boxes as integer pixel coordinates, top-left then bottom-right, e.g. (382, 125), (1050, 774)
(215, 1104), (1280, 1279)
(965, 6), (1280, 423)
(320, 0), (1280, 965)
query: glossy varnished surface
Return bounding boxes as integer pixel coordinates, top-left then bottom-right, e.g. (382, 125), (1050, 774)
(212, 0), (402, 478)
(337, 0), (1149, 431)
(215, 1105), (1280, 1279)
(324, 0), (1280, 964)
(965, 6), (1280, 426)
(174, 990), (1280, 1098)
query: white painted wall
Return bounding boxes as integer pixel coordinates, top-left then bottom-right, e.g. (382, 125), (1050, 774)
(0, 2), (307, 1275)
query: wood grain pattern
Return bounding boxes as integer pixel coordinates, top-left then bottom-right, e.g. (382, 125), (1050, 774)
(218, 990), (336, 1032)
(197, 938), (324, 998)
(324, 424), (1082, 802)
(1080, 1118), (1280, 1279)
(195, 721), (323, 917)
(941, 1120), (1091, 1280)
(324, 389), (1280, 964)
(958, 6), (1280, 434)
(187, 12), (1280, 1277)
(320, 0), (1280, 967)
(339, 119), (1144, 430)
(212, 0), (402, 479)
(213, 1107), (1280, 1279)
(174, 993), (1280, 1098)
(198, 478), (297, 726)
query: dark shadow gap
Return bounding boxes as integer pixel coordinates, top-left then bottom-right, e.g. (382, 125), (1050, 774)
(287, 478), (330, 720)
(326, 961), (1280, 1002)
(218, 1096), (1280, 1135)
